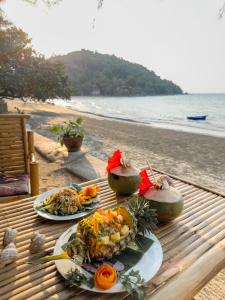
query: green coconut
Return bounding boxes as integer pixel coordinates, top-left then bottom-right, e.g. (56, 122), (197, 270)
(108, 166), (141, 196)
(144, 176), (183, 223)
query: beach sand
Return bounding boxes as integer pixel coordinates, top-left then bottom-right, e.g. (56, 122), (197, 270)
(36, 152), (82, 193)
(8, 99), (225, 194)
(6, 99), (225, 299)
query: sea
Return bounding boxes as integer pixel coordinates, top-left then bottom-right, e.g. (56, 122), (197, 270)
(55, 94), (225, 138)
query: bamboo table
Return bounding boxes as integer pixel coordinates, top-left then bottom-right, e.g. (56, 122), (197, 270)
(0, 170), (225, 300)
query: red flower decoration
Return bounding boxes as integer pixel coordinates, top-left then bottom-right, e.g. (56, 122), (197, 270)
(106, 149), (122, 173)
(139, 169), (153, 196)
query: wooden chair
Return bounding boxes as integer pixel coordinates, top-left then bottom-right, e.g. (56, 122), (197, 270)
(0, 114), (39, 202)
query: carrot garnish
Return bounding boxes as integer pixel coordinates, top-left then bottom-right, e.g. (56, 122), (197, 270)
(94, 264), (117, 290)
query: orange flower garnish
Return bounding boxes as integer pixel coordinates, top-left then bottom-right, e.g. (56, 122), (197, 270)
(94, 264), (117, 290)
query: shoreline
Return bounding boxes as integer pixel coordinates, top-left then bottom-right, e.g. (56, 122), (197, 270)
(7, 100), (225, 194)
(56, 100), (225, 139)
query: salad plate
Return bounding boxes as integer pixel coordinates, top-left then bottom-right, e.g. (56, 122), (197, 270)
(34, 184), (100, 221)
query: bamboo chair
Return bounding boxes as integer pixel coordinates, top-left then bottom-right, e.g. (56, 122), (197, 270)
(0, 114), (39, 202)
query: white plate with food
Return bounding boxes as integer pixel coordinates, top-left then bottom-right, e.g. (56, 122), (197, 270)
(34, 184), (100, 221)
(52, 206), (163, 293)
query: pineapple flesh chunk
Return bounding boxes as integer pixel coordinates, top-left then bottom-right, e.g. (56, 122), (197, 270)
(116, 214), (124, 223)
(110, 232), (121, 242)
(120, 225), (129, 236)
(100, 236), (110, 245)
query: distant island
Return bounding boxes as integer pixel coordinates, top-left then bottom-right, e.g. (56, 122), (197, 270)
(51, 50), (183, 96)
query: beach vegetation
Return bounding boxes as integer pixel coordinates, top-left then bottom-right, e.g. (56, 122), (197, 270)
(0, 10), (71, 102)
(14, 107), (25, 114)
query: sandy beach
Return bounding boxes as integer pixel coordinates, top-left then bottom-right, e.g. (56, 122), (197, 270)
(9, 100), (225, 193)
(8, 99), (225, 194)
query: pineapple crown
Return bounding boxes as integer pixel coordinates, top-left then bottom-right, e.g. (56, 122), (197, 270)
(128, 196), (158, 236)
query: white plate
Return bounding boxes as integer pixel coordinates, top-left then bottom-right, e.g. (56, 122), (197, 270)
(34, 187), (99, 221)
(54, 224), (163, 293)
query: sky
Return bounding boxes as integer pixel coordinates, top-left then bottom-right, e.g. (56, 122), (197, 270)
(1, 0), (225, 93)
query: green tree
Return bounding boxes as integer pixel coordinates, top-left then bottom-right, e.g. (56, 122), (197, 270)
(0, 10), (71, 101)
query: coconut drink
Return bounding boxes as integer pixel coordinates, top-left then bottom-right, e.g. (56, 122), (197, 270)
(107, 150), (141, 196)
(139, 170), (183, 223)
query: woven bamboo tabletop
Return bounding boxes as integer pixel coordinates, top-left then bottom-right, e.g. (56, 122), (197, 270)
(0, 170), (225, 300)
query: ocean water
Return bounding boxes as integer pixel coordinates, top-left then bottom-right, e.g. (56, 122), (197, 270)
(56, 94), (225, 138)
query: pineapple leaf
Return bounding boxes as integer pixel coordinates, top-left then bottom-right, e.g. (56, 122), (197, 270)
(128, 196), (158, 235)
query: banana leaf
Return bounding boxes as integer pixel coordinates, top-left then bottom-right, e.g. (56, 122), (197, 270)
(108, 235), (153, 272)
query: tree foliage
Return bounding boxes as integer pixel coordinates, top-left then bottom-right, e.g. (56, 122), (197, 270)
(51, 50), (183, 96)
(1, 0), (225, 18)
(0, 10), (71, 101)
(23, 0), (62, 7)
(11, 0), (103, 9)
(219, 2), (225, 19)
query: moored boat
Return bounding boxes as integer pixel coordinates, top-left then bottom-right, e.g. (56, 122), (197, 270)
(187, 115), (207, 120)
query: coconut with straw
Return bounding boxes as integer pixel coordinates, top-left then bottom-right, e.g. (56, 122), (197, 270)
(139, 164), (183, 223)
(107, 149), (141, 196)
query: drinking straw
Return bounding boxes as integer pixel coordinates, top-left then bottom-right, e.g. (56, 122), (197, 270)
(121, 152), (128, 168)
(147, 160), (157, 185)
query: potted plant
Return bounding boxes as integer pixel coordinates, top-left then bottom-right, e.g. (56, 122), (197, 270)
(50, 117), (86, 152)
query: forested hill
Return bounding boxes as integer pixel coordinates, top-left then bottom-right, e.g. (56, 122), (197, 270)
(51, 50), (183, 96)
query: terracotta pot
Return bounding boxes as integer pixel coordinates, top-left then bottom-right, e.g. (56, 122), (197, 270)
(63, 136), (83, 152)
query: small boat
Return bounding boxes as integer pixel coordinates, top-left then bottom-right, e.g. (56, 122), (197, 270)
(187, 115), (207, 121)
